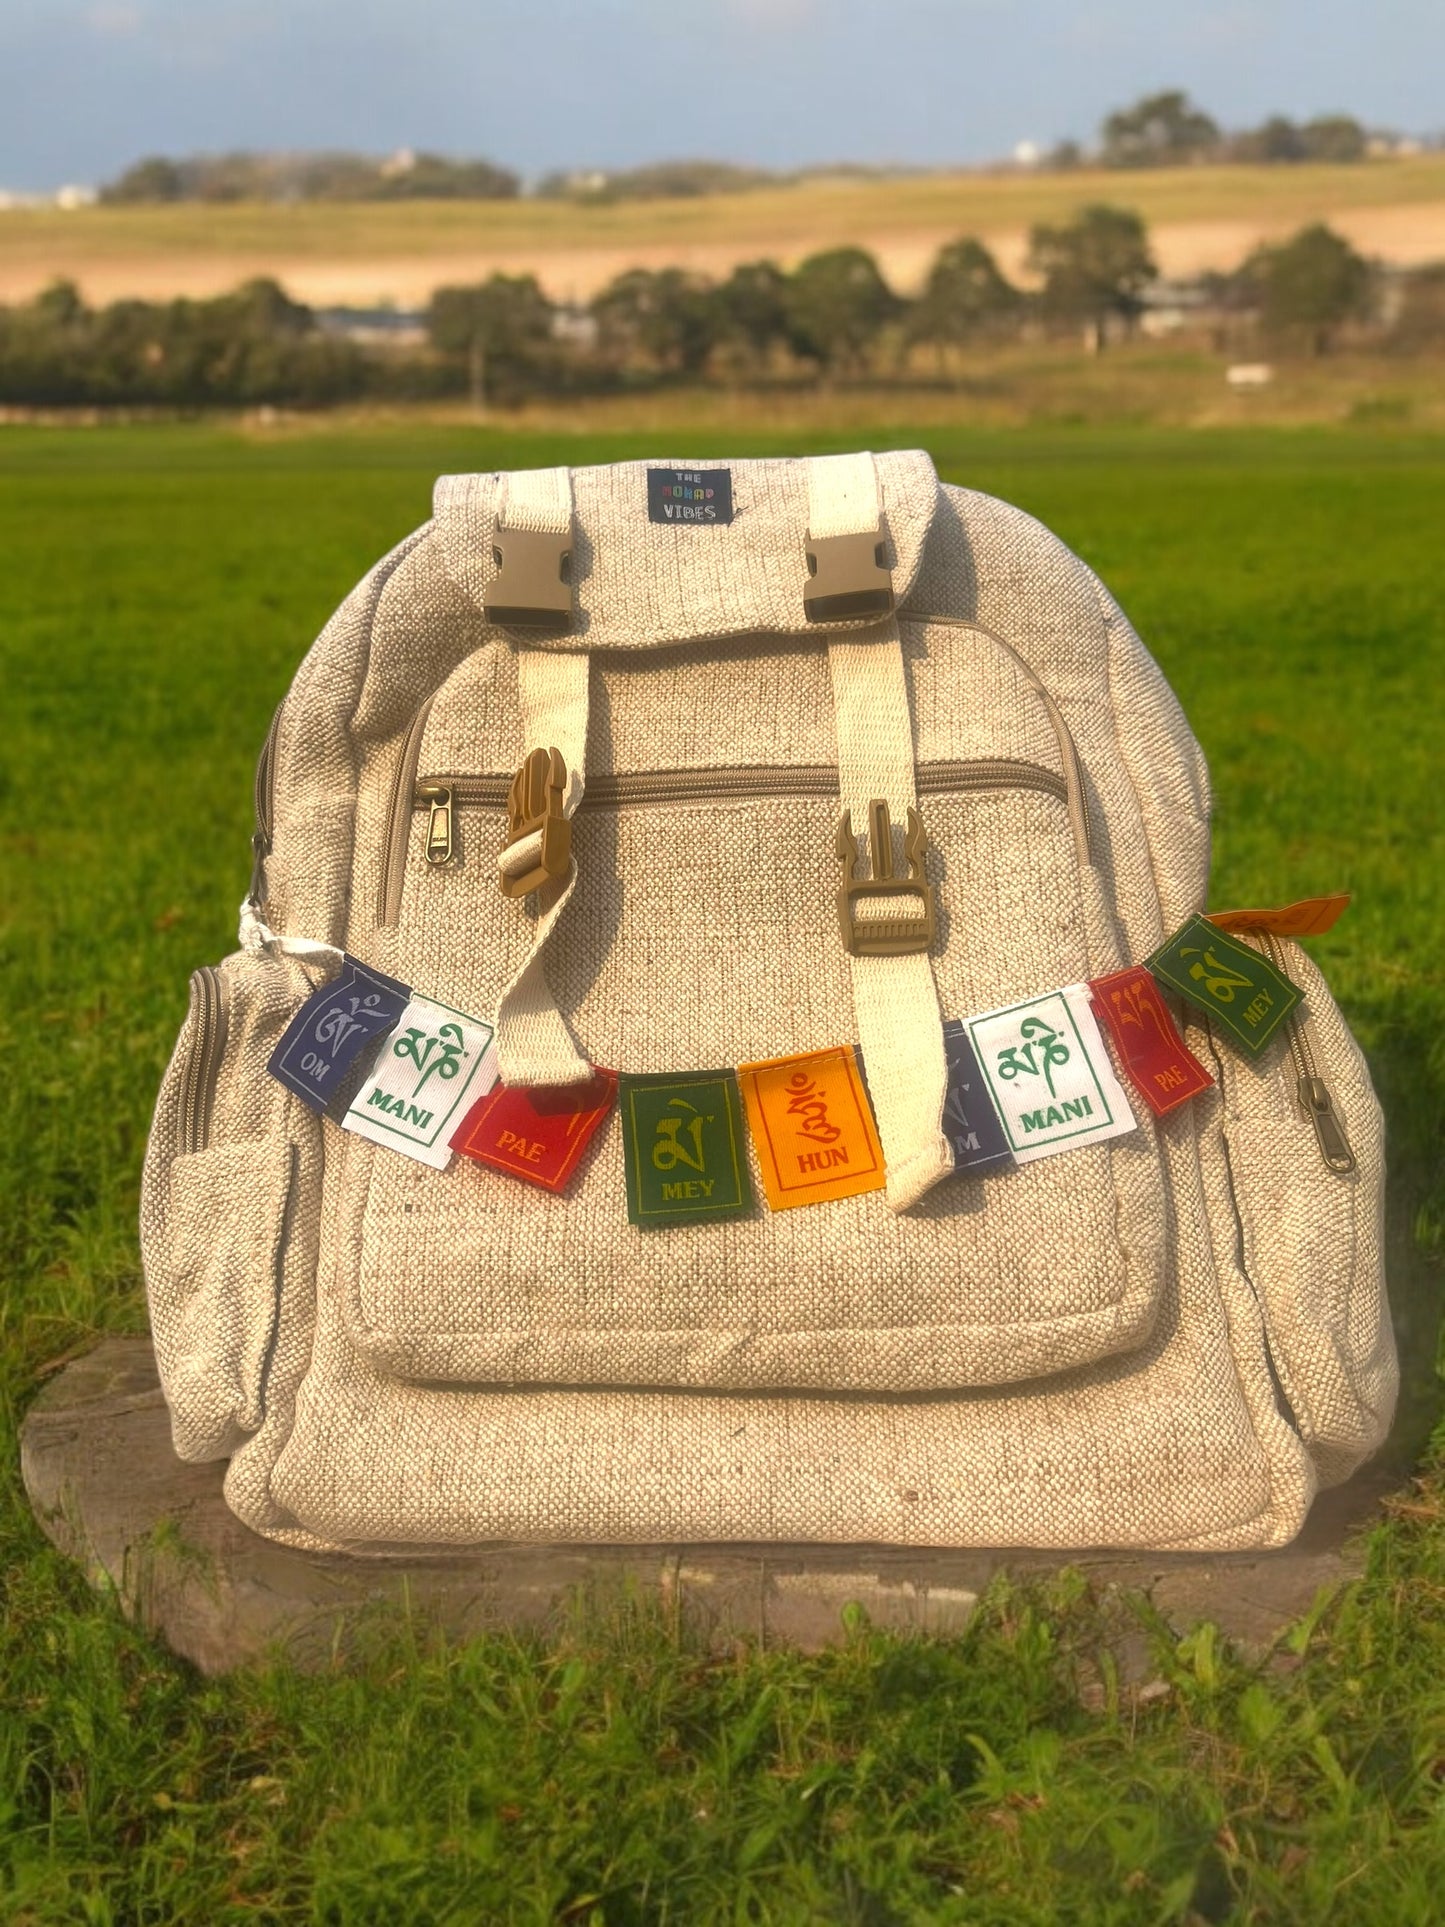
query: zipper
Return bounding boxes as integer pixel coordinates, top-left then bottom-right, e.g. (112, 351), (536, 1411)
(1200, 1023), (1303, 1438)
(249, 699), (285, 908)
(377, 619), (1091, 925)
(378, 696), (437, 925)
(1259, 930), (1356, 1176)
(900, 611), (1094, 868)
(179, 965), (229, 1155)
(399, 758), (1074, 899)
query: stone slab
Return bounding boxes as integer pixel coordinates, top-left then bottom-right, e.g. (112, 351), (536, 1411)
(20, 1337), (1395, 1678)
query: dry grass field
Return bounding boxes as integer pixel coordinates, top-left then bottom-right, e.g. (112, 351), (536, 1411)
(4, 155), (1444, 308)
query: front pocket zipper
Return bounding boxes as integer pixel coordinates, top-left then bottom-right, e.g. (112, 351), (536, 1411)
(1257, 929), (1356, 1175)
(379, 756), (1078, 925)
(179, 965), (230, 1155)
(249, 697), (285, 908)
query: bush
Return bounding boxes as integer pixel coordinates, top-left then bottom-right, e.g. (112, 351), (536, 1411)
(0, 279), (370, 407)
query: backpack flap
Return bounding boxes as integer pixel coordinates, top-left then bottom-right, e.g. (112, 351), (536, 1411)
(432, 449), (942, 651)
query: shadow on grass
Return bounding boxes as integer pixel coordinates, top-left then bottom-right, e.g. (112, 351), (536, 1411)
(1366, 989), (1445, 1471)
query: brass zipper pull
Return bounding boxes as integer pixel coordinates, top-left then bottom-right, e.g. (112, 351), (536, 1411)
(1299, 1073), (1356, 1175)
(1257, 928), (1357, 1178)
(421, 785), (455, 866)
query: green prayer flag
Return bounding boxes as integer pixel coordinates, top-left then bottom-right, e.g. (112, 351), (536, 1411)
(620, 1070), (754, 1227)
(1147, 914), (1301, 1056)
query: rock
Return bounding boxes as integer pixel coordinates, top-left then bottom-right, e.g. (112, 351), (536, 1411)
(20, 1337), (1395, 1678)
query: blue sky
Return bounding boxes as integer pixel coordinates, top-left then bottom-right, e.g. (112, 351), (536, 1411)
(2, 0), (1441, 191)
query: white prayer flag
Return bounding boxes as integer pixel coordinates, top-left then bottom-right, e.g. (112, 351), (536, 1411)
(964, 984), (1136, 1164)
(341, 993), (498, 1169)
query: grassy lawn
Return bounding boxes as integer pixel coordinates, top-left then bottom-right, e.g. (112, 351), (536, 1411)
(2, 417), (1443, 1921)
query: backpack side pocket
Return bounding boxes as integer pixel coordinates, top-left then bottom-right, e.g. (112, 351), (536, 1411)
(1204, 941), (1397, 1485)
(141, 952), (322, 1462)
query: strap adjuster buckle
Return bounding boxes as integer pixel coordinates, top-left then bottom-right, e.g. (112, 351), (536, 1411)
(804, 529), (894, 623)
(483, 526), (573, 629)
(837, 800), (935, 956)
(500, 748), (572, 898)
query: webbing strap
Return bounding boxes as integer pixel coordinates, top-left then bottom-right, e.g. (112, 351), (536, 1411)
(498, 465), (572, 535)
(493, 643), (593, 1088)
(807, 449), (884, 539)
(812, 456), (953, 1212)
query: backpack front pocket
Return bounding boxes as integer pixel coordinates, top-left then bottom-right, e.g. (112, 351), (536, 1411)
(345, 740), (1173, 1396)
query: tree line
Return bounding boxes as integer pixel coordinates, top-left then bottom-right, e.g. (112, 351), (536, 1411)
(101, 150), (521, 204)
(3, 211), (1443, 410)
(1051, 90), (1380, 171)
(92, 93), (1418, 207)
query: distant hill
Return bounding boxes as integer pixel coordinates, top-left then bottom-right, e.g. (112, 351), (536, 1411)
(3, 155), (1442, 311)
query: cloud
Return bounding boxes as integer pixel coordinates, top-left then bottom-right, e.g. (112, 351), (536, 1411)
(86, 4), (143, 33)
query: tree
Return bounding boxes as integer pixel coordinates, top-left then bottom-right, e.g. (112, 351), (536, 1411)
(369, 152), (519, 201)
(1027, 205), (1157, 348)
(32, 279), (87, 329)
(785, 248), (900, 375)
(428, 274), (555, 407)
(219, 277), (314, 339)
(1230, 115), (1308, 164)
(713, 260), (790, 371)
(1299, 115), (1368, 163)
(590, 269), (718, 376)
(1393, 263), (1445, 351)
(1248, 223), (1372, 354)
(99, 156), (188, 203)
(1101, 90), (1220, 168)
(909, 238), (1021, 366)
(1231, 113), (1368, 165)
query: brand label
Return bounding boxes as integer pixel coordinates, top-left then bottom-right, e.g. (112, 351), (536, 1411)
(1207, 893), (1350, 939)
(267, 955), (411, 1112)
(620, 1070), (753, 1226)
(1088, 966), (1214, 1118)
(939, 1022), (1015, 1173)
(340, 993), (498, 1168)
(965, 985), (1137, 1163)
(1147, 914), (1301, 1056)
(646, 467), (734, 526)
(453, 1068), (617, 1193)
(737, 1046), (885, 1211)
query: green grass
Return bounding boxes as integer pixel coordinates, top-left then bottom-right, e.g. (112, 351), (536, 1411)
(2, 419), (1443, 1922)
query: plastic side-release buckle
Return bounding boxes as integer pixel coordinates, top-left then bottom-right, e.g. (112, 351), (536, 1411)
(483, 525), (573, 629)
(499, 748), (572, 898)
(804, 529), (894, 624)
(836, 800), (936, 956)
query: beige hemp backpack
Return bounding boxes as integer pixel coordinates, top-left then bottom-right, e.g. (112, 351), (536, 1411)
(140, 450), (1396, 1554)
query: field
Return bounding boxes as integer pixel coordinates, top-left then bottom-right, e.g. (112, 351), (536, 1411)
(2, 416), (1444, 1920)
(4, 154), (1445, 307)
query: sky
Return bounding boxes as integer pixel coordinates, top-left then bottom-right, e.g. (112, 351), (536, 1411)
(2, 0), (1442, 192)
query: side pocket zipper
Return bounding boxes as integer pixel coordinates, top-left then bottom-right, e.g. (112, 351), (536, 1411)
(1258, 930), (1356, 1176)
(179, 965), (230, 1155)
(248, 698), (285, 910)
(1199, 1021), (1303, 1437)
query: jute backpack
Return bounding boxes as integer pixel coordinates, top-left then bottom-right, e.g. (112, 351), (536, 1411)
(140, 450), (1396, 1553)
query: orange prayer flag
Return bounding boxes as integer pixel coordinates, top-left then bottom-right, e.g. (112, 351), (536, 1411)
(1207, 893), (1350, 938)
(737, 1045), (885, 1212)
